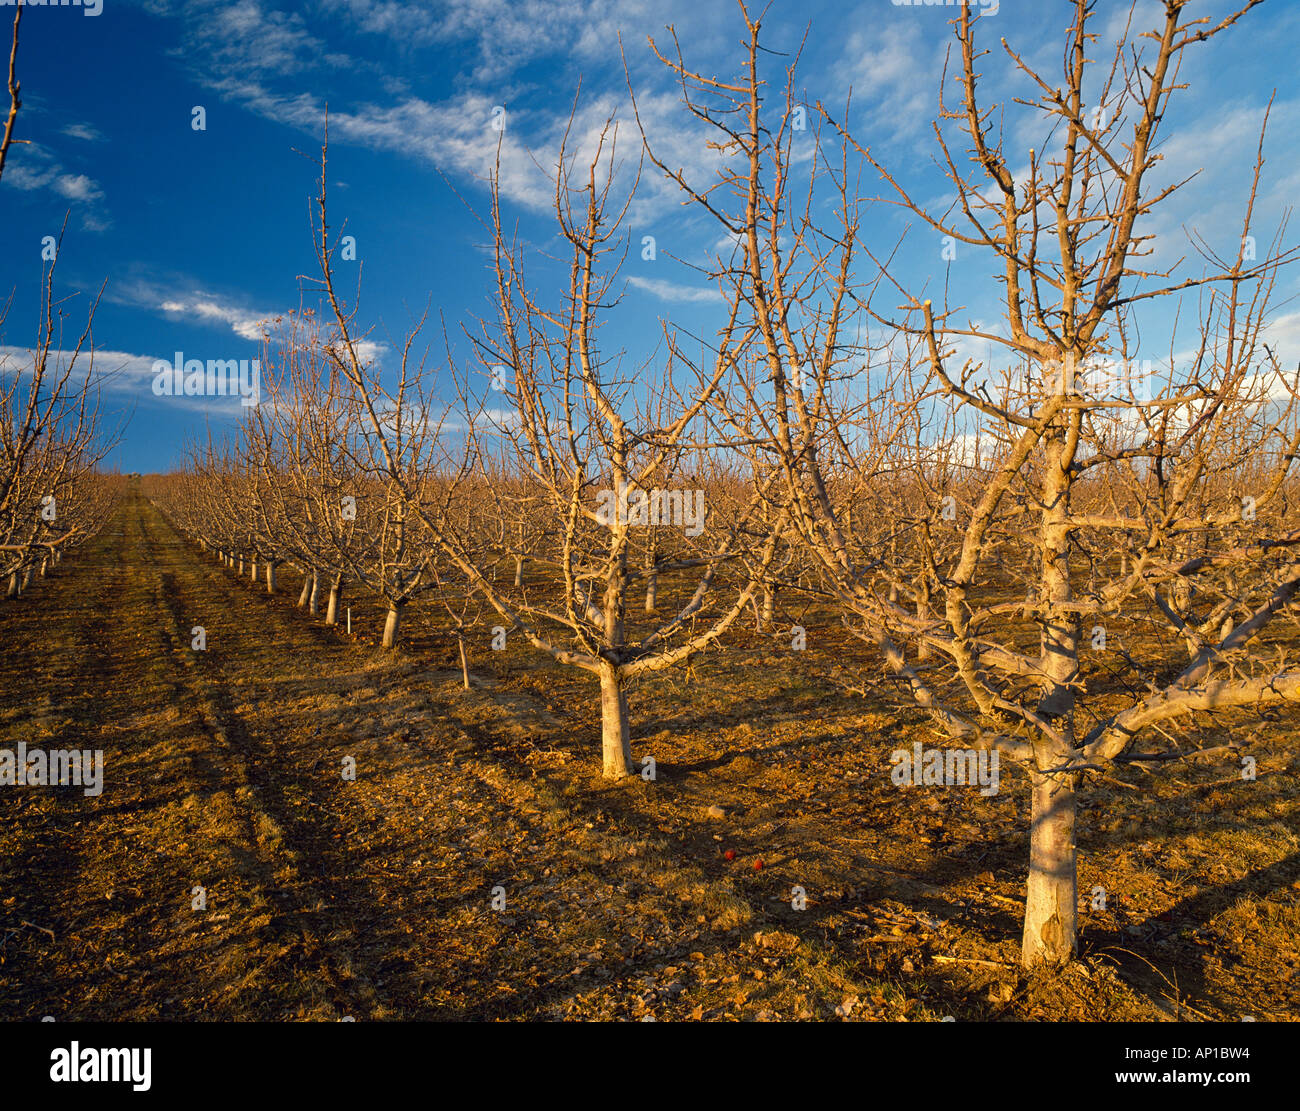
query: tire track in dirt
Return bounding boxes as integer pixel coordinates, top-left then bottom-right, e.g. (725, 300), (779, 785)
(0, 500), (237, 1017)
(124, 498), (393, 1018)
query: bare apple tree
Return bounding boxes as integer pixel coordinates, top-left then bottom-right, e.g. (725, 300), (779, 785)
(642, 0), (1298, 965)
(309, 106), (787, 777)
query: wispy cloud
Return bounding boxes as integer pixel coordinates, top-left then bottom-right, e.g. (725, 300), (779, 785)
(0, 142), (108, 229)
(151, 0), (725, 219)
(61, 122), (104, 142)
(0, 343), (249, 413)
(627, 276), (722, 304)
(319, 0), (699, 82)
(158, 296), (275, 343)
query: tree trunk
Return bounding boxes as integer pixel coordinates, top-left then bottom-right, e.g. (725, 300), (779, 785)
(236, 555), (244, 576)
(514, 555), (524, 587)
(645, 566), (658, 612)
(249, 557), (258, 583)
(297, 573), (312, 608)
(915, 580), (931, 661)
(1022, 428), (1081, 968)
(1021, 768), (1078, 967)
(308, 571), (320, 616)
(326, 575), (343, 626)
(39, 557), (48, 578)
(382, 602), (403, 649)
(599, 666), (634, 778)
(458, 634), (471, 690)
(21, 568), (32, 591)
(6, 571), (18, 599)
(265, 561), (276, 593)
(761, 584), (774, 629)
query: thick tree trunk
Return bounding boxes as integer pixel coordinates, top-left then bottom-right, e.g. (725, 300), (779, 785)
(265, 561), (276, 593)
(308, 570), (320, 616)
(1022, 768), (1079, 967)
(382, 602), (403, 649)
(760, 585), (774, 629)
(326, 575), (343, 626)
(645, 566), (658, 612)
(599, 666), (634, 778)
(249, 557), (258, 583)
(21, 568), (32, 592)
(6, 571), (18, 599)
(514, 555), (524, 587)
(39, 557), (48, 578)
(1022, 428), (1081, 968)
(297, 573), (311, 608)
(236, 555), (244, 576)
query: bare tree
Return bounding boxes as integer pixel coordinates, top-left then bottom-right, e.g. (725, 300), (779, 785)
(642, 0), (1298, 966)
(309, 109), (786, 777)
(1, 235), (115, 599)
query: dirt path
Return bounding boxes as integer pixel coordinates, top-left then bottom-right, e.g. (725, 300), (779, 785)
(0, 494), (392, 1016)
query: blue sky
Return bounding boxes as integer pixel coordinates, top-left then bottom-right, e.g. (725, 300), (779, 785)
(1, 0), (1296, 472)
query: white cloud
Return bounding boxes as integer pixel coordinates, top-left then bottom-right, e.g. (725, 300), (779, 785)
(152, 0), (727, 219)
(51, 173), (104, 203)
(826, 20), (940, 147)
(61, 123), (104, 142)
(627, 276), (722, 304)
(0, 344), (154, 390)
(160, 297), (273, 342)
(322, 335), (386, 367)
(0, 142), (108, 227)
(319, 0), (705, 82)
(0, 344), (249, 413)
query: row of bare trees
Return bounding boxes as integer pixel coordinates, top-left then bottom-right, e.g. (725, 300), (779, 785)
(1, 7), (117, 602)
(146, 0), (1299, 968)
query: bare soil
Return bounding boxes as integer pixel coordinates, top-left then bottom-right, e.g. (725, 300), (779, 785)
(1, 492), (1296, 1020)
